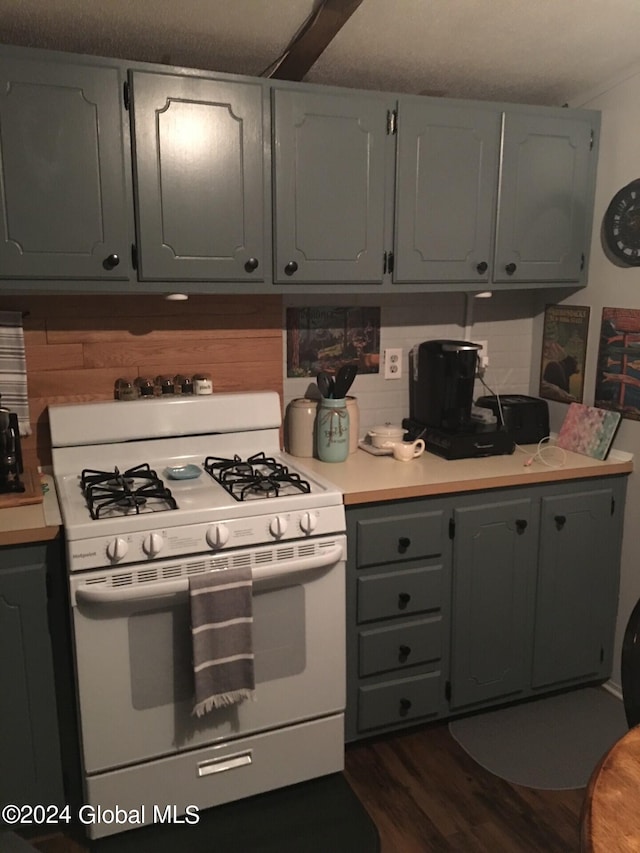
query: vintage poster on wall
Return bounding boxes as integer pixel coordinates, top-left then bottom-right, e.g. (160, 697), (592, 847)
(595, 307), (640, 421)
(286, 307), (381, 377)
(539, 304), (590, 403)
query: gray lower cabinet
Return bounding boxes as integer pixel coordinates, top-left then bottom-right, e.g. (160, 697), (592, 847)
(532, 484), (624, 689)
(0, 56), (131, 281)
(346, 476), (627, 741)
(0, 541), (65, 823)
(448, 495), (537, 709)
(272, 87), (390, 284)
(129, 71), (267, 282)
(393, 100), (599, 287)
(346, 503), (451, 741)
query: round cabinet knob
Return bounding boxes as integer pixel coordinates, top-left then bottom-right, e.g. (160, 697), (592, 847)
(299, 512), (318, 535)
(269, 515), (288, 539)
(103, 253), (120, 270)
(142, 532), (165, 557)
(284, 261), (298, 276)
(505, 262), (517, 276)
(206, 524), (230, 549)
(476, 261), (488, 274)
(399, 698), (412, 715)
(106, 537), (128, 562)
(244, 257), (259, 273)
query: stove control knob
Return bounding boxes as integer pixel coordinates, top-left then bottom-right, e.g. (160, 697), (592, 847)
(143, 532), (165, 558)
(206, 523), (230, 549)
(269, 515), (288, 539)
(106, 537), (128, 562)
(299, 512), (318, 534)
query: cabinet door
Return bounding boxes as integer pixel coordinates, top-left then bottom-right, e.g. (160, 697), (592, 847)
(494, 112), (595, 283)
(533, 488), (618, 688)
(394, 101), (500, 283)
(130, 72), (265, 281)
(0, 546), (64, 813)
(0, 58), (130, 280)
(450, 498), (536, 709)
(272, 88), (388, 283)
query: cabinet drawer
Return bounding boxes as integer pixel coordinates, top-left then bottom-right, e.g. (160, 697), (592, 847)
(356, 510), (445, 568)
(359, 616), (442, 677)
(357, 565), (443, 622)
(358, 671), (441, 731)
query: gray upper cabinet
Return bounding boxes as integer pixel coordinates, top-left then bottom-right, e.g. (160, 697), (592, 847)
(272, 88), (389, 284)
(0, 57), (130, 280)
(394, 102), (501, 283)
(130, 71), (266, 281)
(495, 111), (595, 283)
(394, 101), (598, 287)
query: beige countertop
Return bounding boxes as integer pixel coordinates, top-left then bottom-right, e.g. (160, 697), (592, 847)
(299, 445), (634, 505)
(0, 474), (62, 546)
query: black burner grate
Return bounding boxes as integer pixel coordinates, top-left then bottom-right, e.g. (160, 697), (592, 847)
(81, 463), (177, 519)
(203, 452), (311, 501)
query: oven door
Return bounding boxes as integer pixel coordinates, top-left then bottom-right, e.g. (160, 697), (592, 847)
(69, 536), (346, 775)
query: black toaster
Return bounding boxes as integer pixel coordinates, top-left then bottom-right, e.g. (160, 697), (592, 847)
(475, 394), (550, 444)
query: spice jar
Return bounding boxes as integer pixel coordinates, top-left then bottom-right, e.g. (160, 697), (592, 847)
(193, 373), (213, 395)
(115, 378), (138, 401)
(135, 377), (155, 398)
(155, 375), (175, 395)
(174, 374), (194, 395)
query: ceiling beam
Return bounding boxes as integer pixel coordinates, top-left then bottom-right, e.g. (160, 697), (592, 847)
(267, 0), (365, 81)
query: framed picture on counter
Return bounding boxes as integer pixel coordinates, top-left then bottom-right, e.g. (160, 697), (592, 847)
(539, 304), (590, 404)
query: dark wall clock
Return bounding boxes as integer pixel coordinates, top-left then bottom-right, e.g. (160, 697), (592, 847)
(603, 179), (640, 266)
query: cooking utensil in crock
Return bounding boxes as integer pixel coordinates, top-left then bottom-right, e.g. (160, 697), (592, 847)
(333, 364), (357, 399)
(317, 371), (334, 398)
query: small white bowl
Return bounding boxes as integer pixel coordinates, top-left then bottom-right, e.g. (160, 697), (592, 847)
(368, 424), (407, 449)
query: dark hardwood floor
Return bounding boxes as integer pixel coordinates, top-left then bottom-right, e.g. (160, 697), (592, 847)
(29, 721), (585, 853)
(344, 722), (585, 852)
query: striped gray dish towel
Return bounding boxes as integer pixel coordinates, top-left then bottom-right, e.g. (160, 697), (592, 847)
(189, 565), (255, 717)
(0, 311), (31, 437)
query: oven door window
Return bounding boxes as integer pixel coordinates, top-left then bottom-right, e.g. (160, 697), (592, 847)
(128, 586), (306, 710)
(72, 557), (345, 775)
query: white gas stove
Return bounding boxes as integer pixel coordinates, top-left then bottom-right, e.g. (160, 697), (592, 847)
(49, 392), (347, 839)
(50, 392), (345, 572)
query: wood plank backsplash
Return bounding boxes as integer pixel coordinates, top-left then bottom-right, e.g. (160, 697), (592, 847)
(0, 294), (283, 466)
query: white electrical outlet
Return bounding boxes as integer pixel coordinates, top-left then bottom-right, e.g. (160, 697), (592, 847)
(476, 340), (489, 368)
(384, 348), (403, 380)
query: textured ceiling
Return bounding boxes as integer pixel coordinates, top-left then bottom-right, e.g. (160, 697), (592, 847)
(2, 0), (640, 105)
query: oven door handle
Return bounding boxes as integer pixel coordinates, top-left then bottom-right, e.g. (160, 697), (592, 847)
(74, 543), (344, 605)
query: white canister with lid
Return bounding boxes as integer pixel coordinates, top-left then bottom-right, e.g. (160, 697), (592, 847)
(286, 398), (318, 457)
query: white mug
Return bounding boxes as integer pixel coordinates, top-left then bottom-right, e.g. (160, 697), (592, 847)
(393, 438), (425, 462)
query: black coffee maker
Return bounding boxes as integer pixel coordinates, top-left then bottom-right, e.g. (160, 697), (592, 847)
(404, 340), (514, 459)
(0, 396), (24, 492)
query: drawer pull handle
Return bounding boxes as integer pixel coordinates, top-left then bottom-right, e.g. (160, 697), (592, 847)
(554, 514), (567, 530)
(516, 519), (528, 534)
(398, 592), (411, 609)
(399, 644), (411, 661)
(398, 536), (411, 552)
(399, 697), (412, 715)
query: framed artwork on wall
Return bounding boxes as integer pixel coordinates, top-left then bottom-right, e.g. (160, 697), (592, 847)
(595, 307), (640, 421)
(286, 307), (380, 378)
(539, 304), (590, 404)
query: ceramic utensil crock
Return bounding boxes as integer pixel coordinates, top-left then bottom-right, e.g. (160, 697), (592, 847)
(316, 397), (350, 462)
